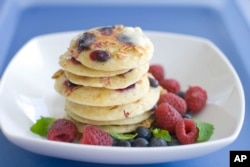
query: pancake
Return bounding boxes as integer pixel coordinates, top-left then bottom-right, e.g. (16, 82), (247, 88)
(66, 109), (154, 125)
(64, 85), (160, 121)
(68, 25), (154, 71)
(59, 52), (129, 77)
(53, 70), (150, 106)
(65, 114), (154, 133)
(65, 63), (149, 89)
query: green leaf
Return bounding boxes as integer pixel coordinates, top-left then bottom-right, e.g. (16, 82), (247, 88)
(30, 117), (55, 137)
(152, 128), (171, 142)
(110, 131), (137, 140)
(195, 120), (214, 142)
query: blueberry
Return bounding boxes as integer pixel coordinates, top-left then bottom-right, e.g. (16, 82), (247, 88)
(78, 32), (96, 50)
(177, 91), (185, 99)
(99, 26), (113, 36)
(168, 137), (181, 146)
(132, 138), (149, 147)
(135, 126), (152, 140)
(117, 34), (133, 45)
(116, 140), (131, 147)
(89, 50), (111, 62)
(149, 137), (168, 147)
(128, 139), (135, 144)
(182, 112), (192, 119)
(112, 138), (118, 146)
(148, 77), (159, 88)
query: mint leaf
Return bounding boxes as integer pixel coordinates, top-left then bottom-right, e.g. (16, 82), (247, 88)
(30, 117), (55, 137)
(152, 128), (171, 142)
(110, 131), (137, 140)
(195, 120), (214, 142)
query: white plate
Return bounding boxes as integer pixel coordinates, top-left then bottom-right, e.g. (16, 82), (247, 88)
(0, 30), (245, 164)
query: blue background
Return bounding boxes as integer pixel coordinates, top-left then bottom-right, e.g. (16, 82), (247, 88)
(0, 0), (250, 166)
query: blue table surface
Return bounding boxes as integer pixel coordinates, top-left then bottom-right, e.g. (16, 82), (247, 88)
(0, 0), (250, 166)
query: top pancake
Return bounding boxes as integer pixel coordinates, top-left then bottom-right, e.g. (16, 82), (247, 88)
(67, 25), (154, 71)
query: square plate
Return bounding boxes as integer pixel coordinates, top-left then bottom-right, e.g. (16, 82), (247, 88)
(0, 30), (245, 164)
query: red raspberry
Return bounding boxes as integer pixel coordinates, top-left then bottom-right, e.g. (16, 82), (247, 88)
(155, 103), (182, 133)
(149, 64), (165, 82)
(175, 118), (198, 144)
(184, 86), (207, 113)
(160, 79), (180, 94)
(157, 92), (187, 115)
(79, 125), (113, 146)
(47, 119), (78, 142)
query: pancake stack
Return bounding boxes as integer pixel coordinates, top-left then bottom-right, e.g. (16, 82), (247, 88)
(52, 25), (161, 133)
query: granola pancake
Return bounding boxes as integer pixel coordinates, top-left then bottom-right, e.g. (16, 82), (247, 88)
(68, 25), (154, 71)
(66, 110), (153, 125)
(53, 70), (150, 106)
(65, 64), (149, 89)
(64, 85), (160, 121)
(65, 115), (154, 133)
(59, 52), (129, 77)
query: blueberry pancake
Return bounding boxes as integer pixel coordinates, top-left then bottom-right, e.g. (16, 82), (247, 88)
(53, 70), (150, 106)
(68, 25), (154, 71)
(64, 63), (149, 89)
(65, 110), (154, 126)
(63, 85), (160, 121)
(65, 115), (154, 133)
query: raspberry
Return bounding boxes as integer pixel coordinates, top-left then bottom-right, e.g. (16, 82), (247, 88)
(155, 103), (182, 133)
(175, 118), (198, 144)
(157, 92), (187, 115)
(184, 86), (207, 113)
(47, 119), (78, 142)
(149, 64), (165, 82)
(79, 125), (113, 146)
(148, 77), (159, 88)
(160, 79), (180, 94)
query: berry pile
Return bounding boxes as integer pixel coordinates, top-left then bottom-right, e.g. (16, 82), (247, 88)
(31, 64), (213, 147)
(114, 126), (167, 147)
(150, 64), (208, 145)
